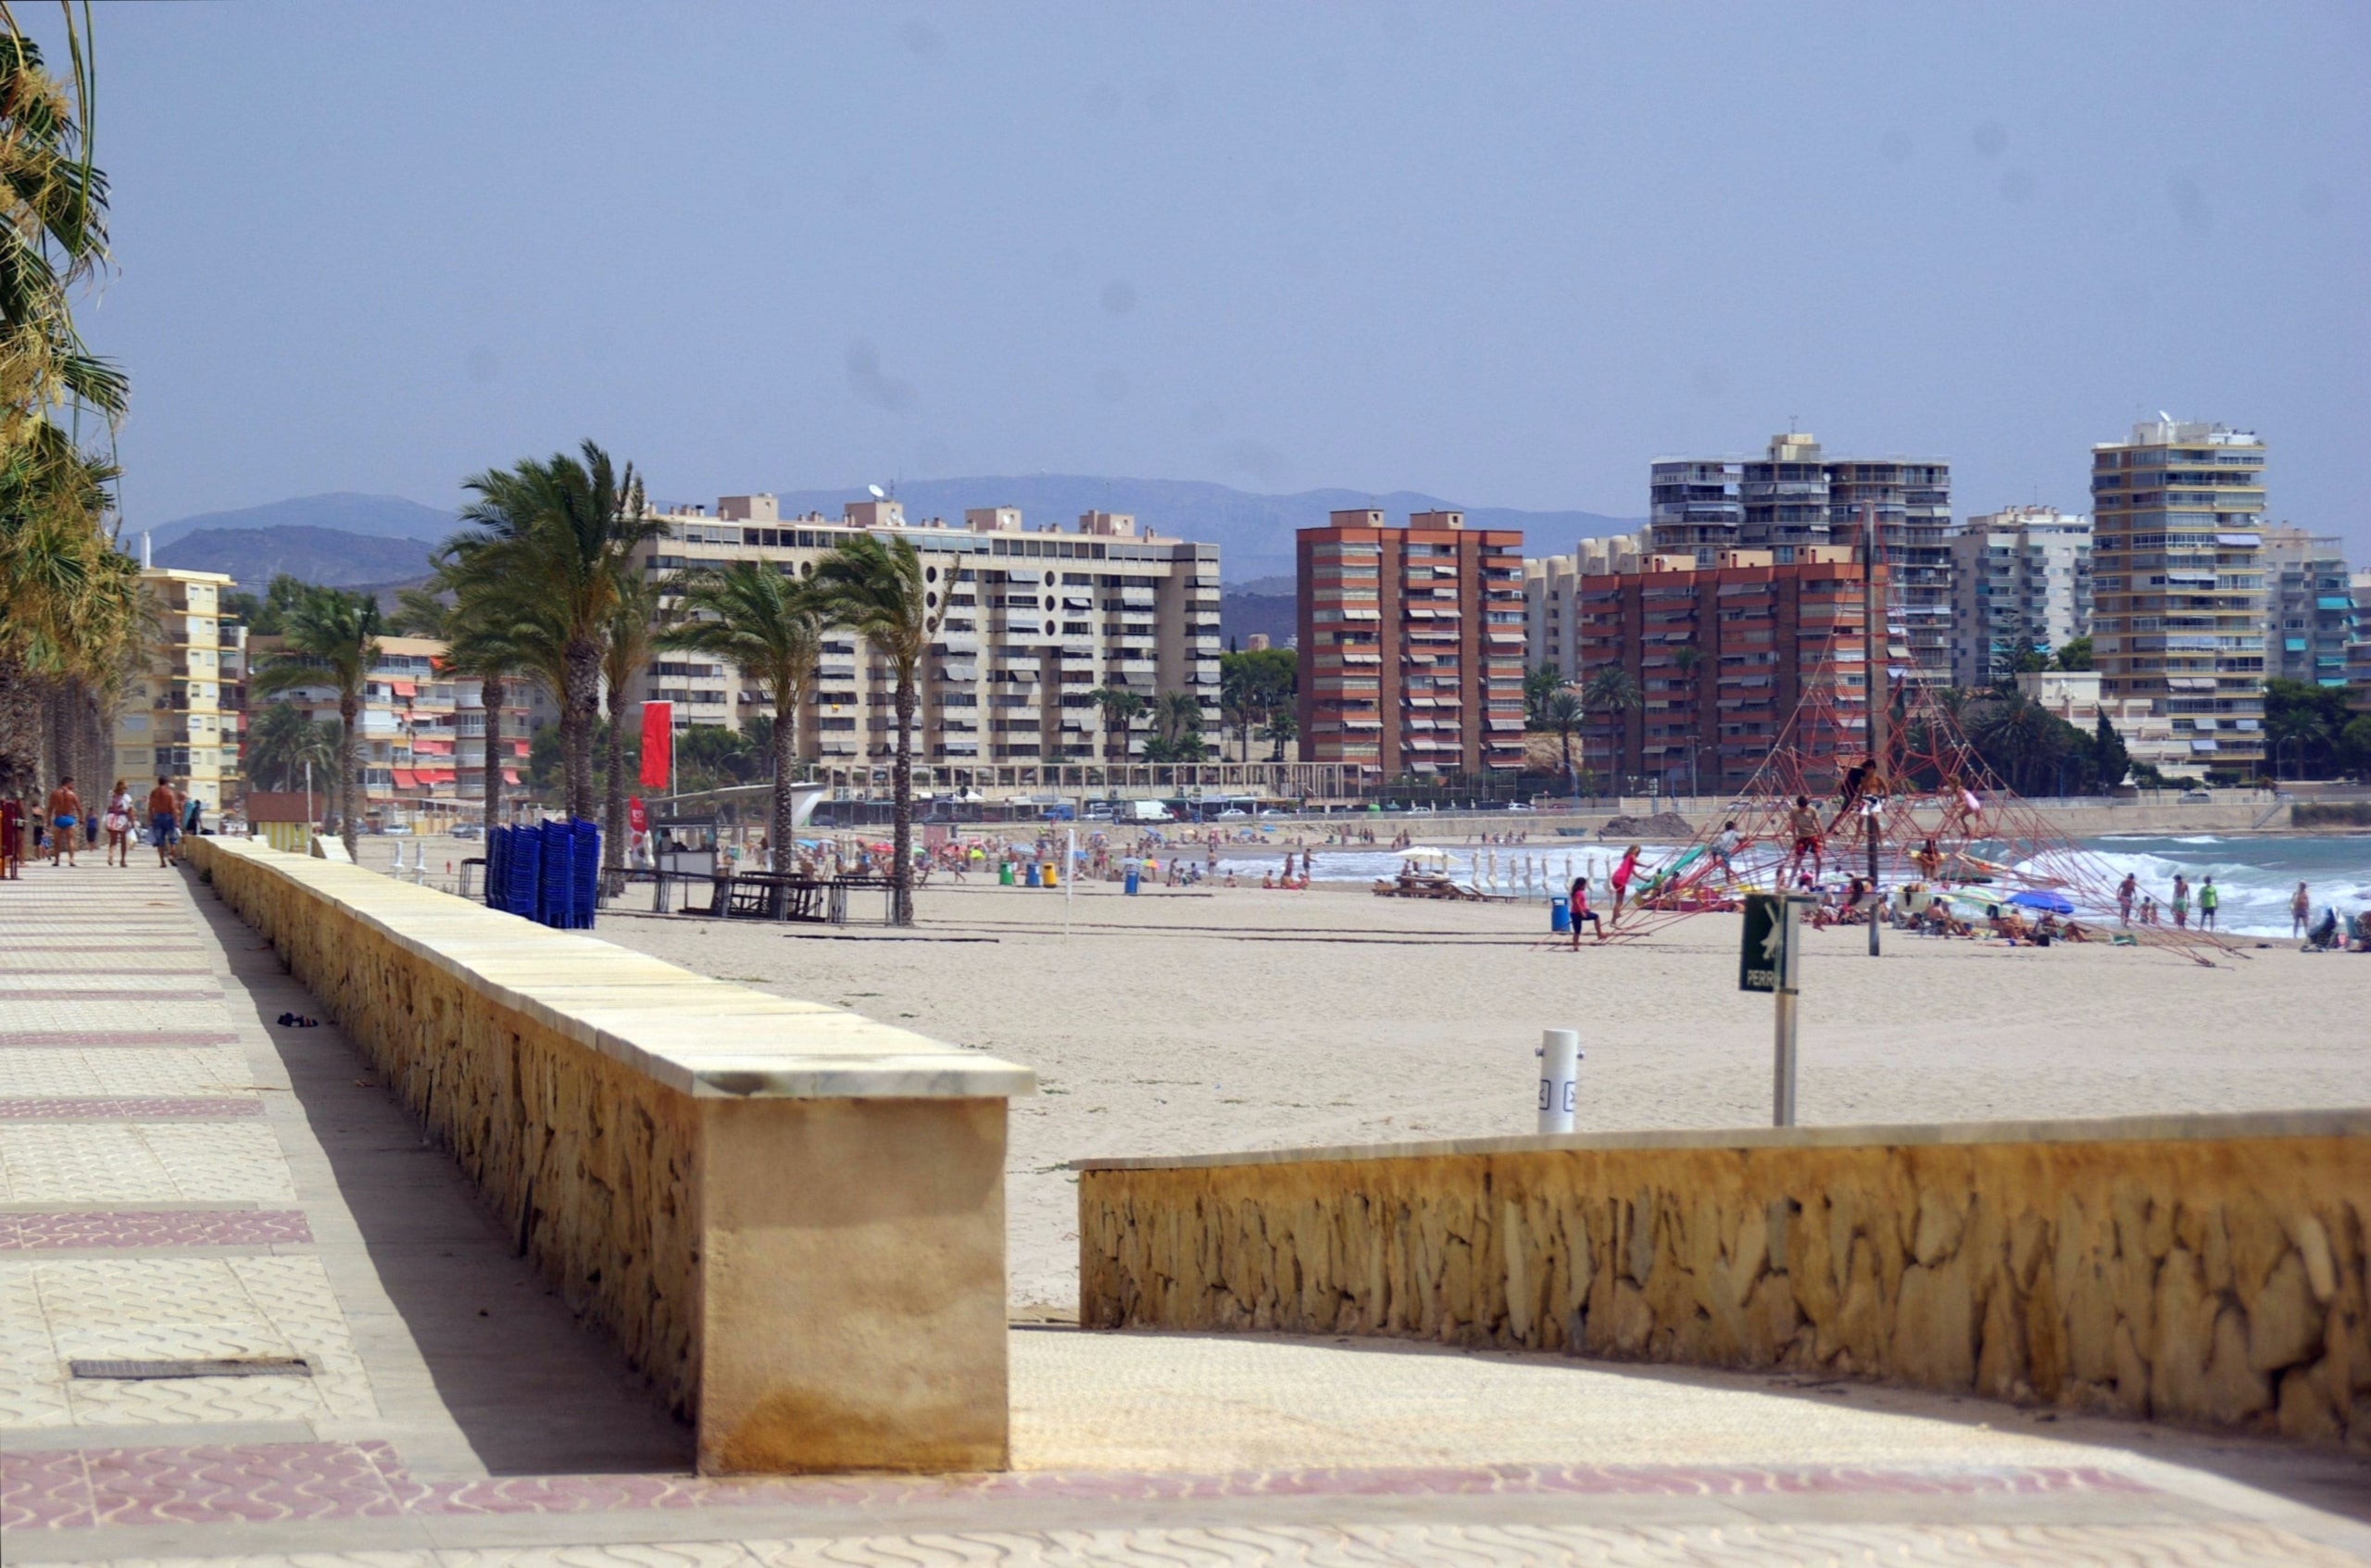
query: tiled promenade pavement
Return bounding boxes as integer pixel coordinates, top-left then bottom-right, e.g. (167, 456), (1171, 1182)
(6, 861), (2369, 1566)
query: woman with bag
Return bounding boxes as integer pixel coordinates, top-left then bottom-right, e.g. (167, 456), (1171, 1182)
(103, 780), (134, 868)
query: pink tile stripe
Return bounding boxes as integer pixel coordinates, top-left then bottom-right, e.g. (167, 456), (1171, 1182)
(0, 1097), (261, 1120)
(0, 989), (223, 1001)
(0, 1441), (2156, 1531)
(0, 1031), (240, 1047)
(0, 1209), (312, 1250)
(4, 967), (216, 975)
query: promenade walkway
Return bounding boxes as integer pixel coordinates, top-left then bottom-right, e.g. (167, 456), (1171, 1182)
(4, 858), (2367, 1566)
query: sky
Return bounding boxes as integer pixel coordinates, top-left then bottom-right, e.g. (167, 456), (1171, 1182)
(50, 2), (2371, 556)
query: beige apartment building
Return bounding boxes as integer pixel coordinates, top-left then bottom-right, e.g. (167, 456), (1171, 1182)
(1523, 531), (1646, 677)
(2090, 419), (2267, 775)
(623, 495), (1222, 772)
(114, 566), (237, 811)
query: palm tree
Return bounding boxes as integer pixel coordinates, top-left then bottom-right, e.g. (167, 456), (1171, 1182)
(244, 700), (334, 792)
(392, 574), (537, 829)
(1542, 687), (1586, 796)
(600, 569), (665, 888)
(1579, 665), (1641, 784)
(251, 586), (382, 858)
(1971, 692), (2051, 796)
(1260, 706), (1298, 762)
(1086, 685), (1146, 763)
(444, 441), (659, 822)
(661, 560), (823, 870)
(811, 533), (947, 926)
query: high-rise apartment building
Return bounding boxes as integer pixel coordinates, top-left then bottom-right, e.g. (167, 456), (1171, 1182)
(2349, 570), (2371, 714)
(1575, 548), (1885, 794)
(2089, 419), (2267, 774)
(1946, 507), (2092, 687)
(625, 495), (1220, 769)
(2259, 527), (2355, 689)
(1297, 510), (1526, 777)
(114, 567), (237, 810)
(1650, 433), (1952, 686)
(1523, 531), (1646, 678)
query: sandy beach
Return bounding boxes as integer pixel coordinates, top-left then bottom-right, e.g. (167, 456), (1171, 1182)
(541, 867), (2371, 1314)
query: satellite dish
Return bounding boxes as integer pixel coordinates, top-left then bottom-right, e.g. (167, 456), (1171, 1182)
(868, 483), (886, 499)
(2157, 410), (2172, 423)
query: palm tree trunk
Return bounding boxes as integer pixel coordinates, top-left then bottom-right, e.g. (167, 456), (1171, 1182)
(0, 648), (36, 798)
(339, 693), (362, 858)
(602, 689), (627, 891)
(481, 675), (506, 829)
(563, 639), (600, 822)
(771, 685), (797, 873)
(890, 663), (915, 926)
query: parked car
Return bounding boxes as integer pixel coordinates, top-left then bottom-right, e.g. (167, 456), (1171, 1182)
(449, 823), (483, 840)
(1507, 802), (1537, 812)
(2178, 789), (2213, 803)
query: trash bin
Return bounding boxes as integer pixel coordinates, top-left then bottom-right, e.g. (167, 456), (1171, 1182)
(1123, 867), (1140, 896)
(998, 862), (1015, 886)
(1549, 895), (1572, 935)
(1042, 862), (1059, 888)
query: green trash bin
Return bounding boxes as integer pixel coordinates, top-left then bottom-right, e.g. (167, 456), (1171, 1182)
(998, 862), (1015, 886)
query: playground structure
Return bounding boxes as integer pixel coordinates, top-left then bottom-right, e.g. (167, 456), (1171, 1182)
(1613, 661), (2245, 965)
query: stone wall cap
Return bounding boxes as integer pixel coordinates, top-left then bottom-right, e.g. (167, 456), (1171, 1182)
(195, 838), (1035, 1100)
(1071, 1108), (2371, 1172)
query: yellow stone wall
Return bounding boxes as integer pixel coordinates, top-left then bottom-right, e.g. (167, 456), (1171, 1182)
(1080, 1126), (2371, 1447)
(187, 836), (1029, 1474)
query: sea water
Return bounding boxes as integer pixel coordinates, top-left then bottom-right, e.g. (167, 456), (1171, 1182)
(1307, 834), (2371, 938)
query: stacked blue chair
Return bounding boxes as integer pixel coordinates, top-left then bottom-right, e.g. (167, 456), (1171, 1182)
(537, 819), (571, 926)
(505, 823), (543, 921)
(483, 826), (508, 910)
(569, 819), (601, 929)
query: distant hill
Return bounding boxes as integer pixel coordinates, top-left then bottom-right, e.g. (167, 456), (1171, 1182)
(760, 475), (1640, 585)
(144, 493), (455, 552)
(1219, 590), (1297, 648)
(155, 526), (434, 590)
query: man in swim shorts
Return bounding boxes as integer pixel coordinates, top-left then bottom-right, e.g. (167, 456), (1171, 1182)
(46, 776), (80, 866)
(147, 776), (180, 869)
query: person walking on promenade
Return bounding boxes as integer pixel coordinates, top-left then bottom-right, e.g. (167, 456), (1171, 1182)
(2292, 882), (2312, 936)
(146, 777), (179, 869)
(2171, 873), (2190, 929)
(45, 777), (81, 866)
(2199, 876), (2220, 932)
(103, 781), (133, 867)
(2117, 872), (2138, 926)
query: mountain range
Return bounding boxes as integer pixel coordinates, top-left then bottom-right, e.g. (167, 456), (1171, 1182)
(140, 478), (1643, 590)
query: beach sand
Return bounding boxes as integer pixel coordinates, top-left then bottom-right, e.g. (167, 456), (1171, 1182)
(573, 872), (2371, 1313)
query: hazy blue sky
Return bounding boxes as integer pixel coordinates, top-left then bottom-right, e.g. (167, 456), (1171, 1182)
(60, 2), (2371, 553)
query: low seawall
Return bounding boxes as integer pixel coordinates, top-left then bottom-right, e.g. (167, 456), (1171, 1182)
(1079, 1114), (2370, 1447)
(188, 836), (1034, 1474)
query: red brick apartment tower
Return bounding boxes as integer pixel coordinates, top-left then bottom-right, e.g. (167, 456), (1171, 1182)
(1574, 549), (1883, 794)
(1298, 509), (1528, 778)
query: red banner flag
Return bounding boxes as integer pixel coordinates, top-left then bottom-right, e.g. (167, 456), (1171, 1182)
(639, 702), (673, 790)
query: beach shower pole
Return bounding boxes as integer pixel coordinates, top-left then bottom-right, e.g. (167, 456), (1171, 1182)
(1863, 502), (1884, 960)
(1537, 1028), (1581, 1134)
(1064, 825), (1075, 936)
(1774, 895), (1806, 1125)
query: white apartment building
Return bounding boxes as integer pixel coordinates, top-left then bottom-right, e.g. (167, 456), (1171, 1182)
(2259, 526), (2355, 690)
(627, 495), (1222, 773)
(2013, 669), (2185, 782)
(114, 567), (237, 810)
(1522, 532), (1646, 677)
(1946, 507), (2092, 688)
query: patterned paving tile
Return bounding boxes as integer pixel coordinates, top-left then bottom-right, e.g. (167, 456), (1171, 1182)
(0, 1256), (374, 1429)
(0, 989), (225, 1002)
(0, 1123), (295, 1204)
(0, 1000), (241, 1040)
(0, 1032), (242, 1048)
(0, 1210), (312, 1250)
(0, 1047), (260, 1098)
(0, 1098), (262, 1121)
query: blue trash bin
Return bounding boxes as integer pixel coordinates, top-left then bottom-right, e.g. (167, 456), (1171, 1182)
(1549, 895), (1572, 935)
(1123, 867), (1140, 896)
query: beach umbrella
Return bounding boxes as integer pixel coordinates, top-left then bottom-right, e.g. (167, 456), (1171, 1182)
(2008, 889), (2075, 914)
(1401, 847), (1451, 864)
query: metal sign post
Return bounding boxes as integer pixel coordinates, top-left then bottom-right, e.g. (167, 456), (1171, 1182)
(1741, 893), (1808, 1126)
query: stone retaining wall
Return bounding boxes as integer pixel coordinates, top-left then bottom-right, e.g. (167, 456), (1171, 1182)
(190, 836), (1032, 1474)
(1079, 1115), (2370, 1448)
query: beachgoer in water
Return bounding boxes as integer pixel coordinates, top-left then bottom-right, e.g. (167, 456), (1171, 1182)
(2139, 894), (2158, 926)
(2198, 876), (2219, 931)
(2171, 873), (2190, 929)
(2292, 882), (2311, 936)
